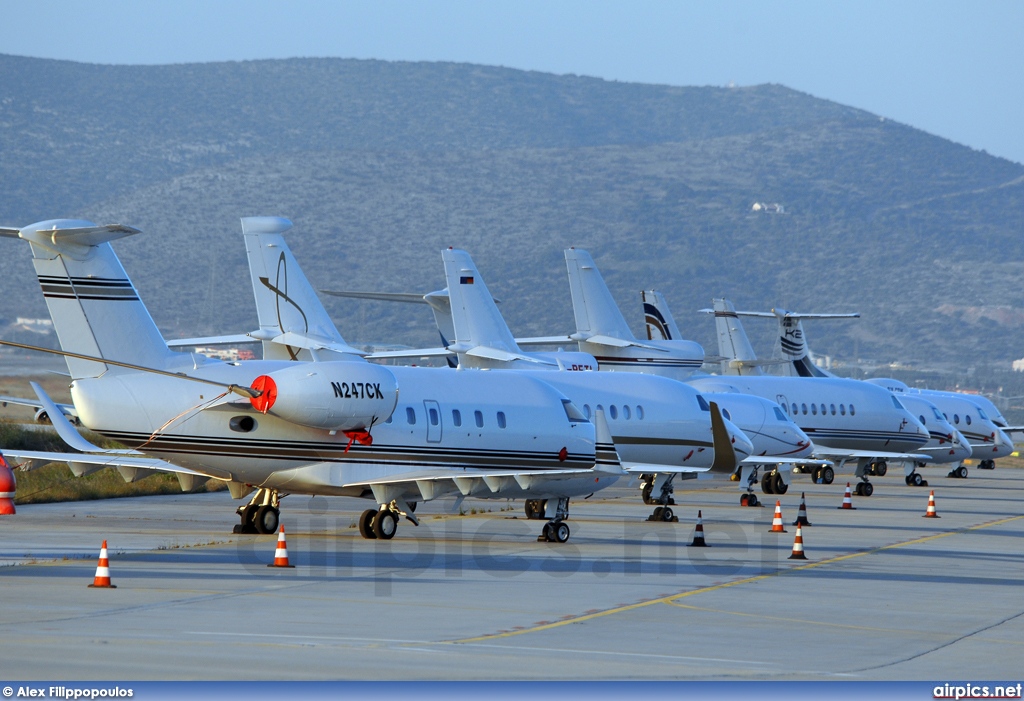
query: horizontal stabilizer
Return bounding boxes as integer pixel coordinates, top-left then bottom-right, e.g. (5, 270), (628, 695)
(584, 334), (668, 352)
(515, 335), (576, 346)
(4, 222), (141, 258)
(465, 346), (555, 364)
(167, 334), (256, 348)
(365, 347), (454, 359)
(321, 290), (503, 305)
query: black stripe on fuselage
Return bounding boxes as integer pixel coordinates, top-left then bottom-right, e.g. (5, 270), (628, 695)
(98, 430), (594, 470)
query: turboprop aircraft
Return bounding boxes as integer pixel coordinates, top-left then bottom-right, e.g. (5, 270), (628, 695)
(711, 299), (1015, 476)
(0, 219), (629, 544)
(227, 225), (753, 522)
(320, 250), (818, 510)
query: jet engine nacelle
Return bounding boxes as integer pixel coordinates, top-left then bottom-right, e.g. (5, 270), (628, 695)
(249, 362), (399, 432)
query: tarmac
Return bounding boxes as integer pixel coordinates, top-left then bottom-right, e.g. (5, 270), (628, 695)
(1, 466), (1023, 681)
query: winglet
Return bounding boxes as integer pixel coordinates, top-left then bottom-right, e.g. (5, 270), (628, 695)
(592, 409), (626, 475)
(708, 400), (738, 474)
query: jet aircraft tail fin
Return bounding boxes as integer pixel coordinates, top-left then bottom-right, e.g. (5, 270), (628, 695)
(641, 290), (683, 341)
(770, 309), (856, 378)
(441, 249), (529, 367)
(709, 298), (762, 376)
(3, 220), (175, 379)
(563, 248), (636, 342)
(240, 217), (363, 361)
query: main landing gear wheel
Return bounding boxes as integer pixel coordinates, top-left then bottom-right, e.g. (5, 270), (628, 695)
(821, 466), (835, 485)
(372, 510), (398, 540)
(740, 493), (760, 507)
(854, 481), (874, 497)
(255, 504), (280, 534)
(358, 509), (378, 539)
(771, 472), (788, 494)
(978, 460), (996, 470)
(233, 488), (283, 534)
(524, 499), (547, 520)
(947, 465), (969, 479)
(542, 521), (570, 543)
(906, 472), (927, 487)
(648, 506), (677, 522)
(869, 460), (888, 477)
(760, 473), (774, 495)
(641, 481), (655, 505)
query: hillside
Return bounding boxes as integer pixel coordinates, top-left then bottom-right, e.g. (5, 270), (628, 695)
(1, 54), (1022, 376)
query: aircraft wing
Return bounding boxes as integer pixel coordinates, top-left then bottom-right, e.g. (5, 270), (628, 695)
(1, 449), (204, 476)
(0, 394), (78, 418)
(814, 447), (930, 462)
(342, 466), (620, 501)
(996, 426), (1024, 434)
(621, 456), (832, 475)
(584, 334), (668, 351)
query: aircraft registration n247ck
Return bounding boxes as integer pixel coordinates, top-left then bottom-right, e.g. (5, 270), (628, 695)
(0, 219), (626, 544)
(703, 298), (1015, 477)
(228, 221), (751, 523)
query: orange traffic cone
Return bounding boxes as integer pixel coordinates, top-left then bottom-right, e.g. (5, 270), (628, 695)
(768, 500), (787, 532)
(923, 490), (940, 518)
(793, 492), (811, 526)
(88, 540), (116, 588)
(690, 510), (709, 547)
(0, 454), (15, 515)
(788, 524), (808, 560)
(268, 525), (295, 568)
(838, 483), (856, 510)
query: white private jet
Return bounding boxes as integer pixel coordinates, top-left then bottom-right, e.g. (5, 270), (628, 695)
(0, 219), (629, 543)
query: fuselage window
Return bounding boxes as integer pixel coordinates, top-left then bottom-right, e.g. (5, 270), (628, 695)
(596, 404), (605, 416)
(609, 405), (618, 420)
(623, 405), (631, 420)
(583, 403), (592, 419)
(965, 415), (972, 425)
(840, 404), (846, 416)
(406, 407), (416, 425)
(850, 404), (856, 416)
(637, 405), (644, 420)
(801, 403), (808, 415)
(475, 410), (484, 428)
(954, 414), (960, 424)
(820, 404), (827, 415)
(452, 409), (462, 427)
(722, 408), (732, 421)
(811, 404), (817, 415)
(830, 404), (836, 415)
(428, 407), (439, 426)
(791, 403), (798, 416)
(497, 411), (506, 429)
(919, 415), (926, 425)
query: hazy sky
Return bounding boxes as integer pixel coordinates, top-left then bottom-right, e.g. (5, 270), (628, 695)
(5, 0), (1023, 163)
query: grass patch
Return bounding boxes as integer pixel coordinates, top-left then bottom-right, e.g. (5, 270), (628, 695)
(1, 421), (225, 505)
